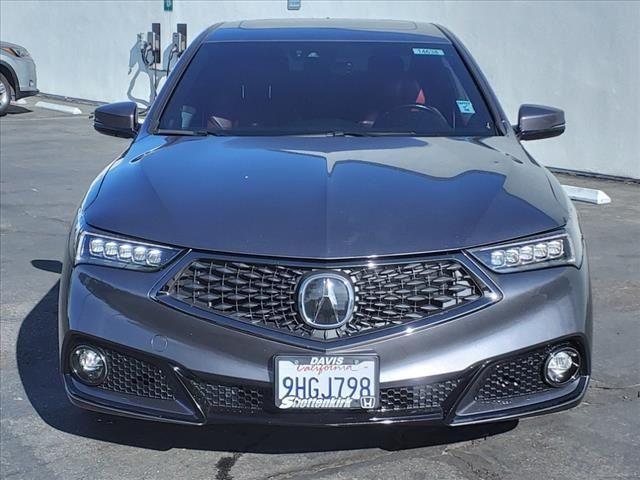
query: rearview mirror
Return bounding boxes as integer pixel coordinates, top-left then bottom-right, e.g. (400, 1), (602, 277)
(94, 101), (139, 138)
(516, 104), (565, 141)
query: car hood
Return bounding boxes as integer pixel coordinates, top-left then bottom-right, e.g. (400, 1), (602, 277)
(84, 135), (568, 259)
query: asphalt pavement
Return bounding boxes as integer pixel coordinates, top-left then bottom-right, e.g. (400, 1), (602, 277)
(1, 98), (638, 480)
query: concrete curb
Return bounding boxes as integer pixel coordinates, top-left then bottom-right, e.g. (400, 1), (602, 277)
(562, 185), (612, 205)
(34, 101), (83, 115)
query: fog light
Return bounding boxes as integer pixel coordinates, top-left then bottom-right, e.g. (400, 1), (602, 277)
(544, 347), (580, 386)
(70, 346), (107, 385)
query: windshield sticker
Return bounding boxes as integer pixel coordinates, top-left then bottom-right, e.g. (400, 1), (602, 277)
(412, 48), (444, 56)
(456, 100), (475, 114)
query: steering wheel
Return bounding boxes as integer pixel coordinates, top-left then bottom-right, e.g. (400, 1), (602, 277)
(374, 104), (450, 129)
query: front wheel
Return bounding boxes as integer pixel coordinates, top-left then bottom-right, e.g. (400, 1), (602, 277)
(0, 74), (12, 116)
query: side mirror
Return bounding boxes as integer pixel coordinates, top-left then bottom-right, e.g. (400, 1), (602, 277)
(94, 101), (139, 138)
(516, 104), (565, 141)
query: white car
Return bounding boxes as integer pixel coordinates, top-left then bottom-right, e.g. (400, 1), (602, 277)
(0, 41), (38, 115)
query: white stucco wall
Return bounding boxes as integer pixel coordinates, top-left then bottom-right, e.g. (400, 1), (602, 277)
(1, 0), (638, 178)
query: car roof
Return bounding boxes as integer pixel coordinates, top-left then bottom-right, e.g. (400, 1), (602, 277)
(204, 19), (451, 44)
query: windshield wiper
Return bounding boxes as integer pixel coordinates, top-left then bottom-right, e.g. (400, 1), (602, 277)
(328, 131), (420, 137)
(365, 131), (421, 136)
(329, 131), (371, 137)
(156, 129), (206, 136)
(200, 129), (232, 136)
(155, 128), (230, 136)
(156, 129), (421, 137)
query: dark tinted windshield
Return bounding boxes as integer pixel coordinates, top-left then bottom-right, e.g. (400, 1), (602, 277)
(159, 41), (496, 136)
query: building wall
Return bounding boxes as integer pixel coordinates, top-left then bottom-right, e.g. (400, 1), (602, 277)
(1, 0), (638, 178)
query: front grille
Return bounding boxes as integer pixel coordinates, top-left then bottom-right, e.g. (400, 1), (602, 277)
(379, 379), (461, 411)
(99, 348), (175, 400)
(188, 378), (264, 413)
(161, 258), (485, 340)
(475, 345), (559, 402)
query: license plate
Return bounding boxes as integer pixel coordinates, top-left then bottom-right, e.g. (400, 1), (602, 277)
(275, 355), (379, 409)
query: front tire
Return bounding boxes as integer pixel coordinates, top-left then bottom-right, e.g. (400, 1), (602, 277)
(0, 74), (12, 116)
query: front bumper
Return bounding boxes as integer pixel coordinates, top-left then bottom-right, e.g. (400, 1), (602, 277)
(17, 86), (38, 99)
(59, 251), (592, 426)
(10, 56), (38, 99)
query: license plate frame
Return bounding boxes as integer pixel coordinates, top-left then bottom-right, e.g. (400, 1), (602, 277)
(274, 354), (379, 410)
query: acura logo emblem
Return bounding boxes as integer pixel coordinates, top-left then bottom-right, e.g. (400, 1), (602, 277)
(298, 273), (355, 329)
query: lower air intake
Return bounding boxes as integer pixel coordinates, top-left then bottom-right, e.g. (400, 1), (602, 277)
(99, 348), (175, 400)
(474, 345), (567, 402)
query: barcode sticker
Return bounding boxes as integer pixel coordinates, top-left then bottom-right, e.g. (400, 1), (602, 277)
(456, 100), (476, 114)
(412, 48), (445, 56)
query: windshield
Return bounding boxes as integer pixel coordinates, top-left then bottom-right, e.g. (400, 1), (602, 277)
(158, 41), (496, 136)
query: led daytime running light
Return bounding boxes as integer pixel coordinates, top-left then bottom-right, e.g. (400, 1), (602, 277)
(470, 233), (574, 273)
(76, 231), (180, 270)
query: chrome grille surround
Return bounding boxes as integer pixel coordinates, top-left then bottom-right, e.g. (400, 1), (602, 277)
(156, 253), (498, 345)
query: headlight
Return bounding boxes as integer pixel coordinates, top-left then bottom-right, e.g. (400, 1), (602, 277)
(469, 201), (584, 273)
(1, 46), (29, 57)
(469, 233), (576, 273)
(75, 230), (182, 270)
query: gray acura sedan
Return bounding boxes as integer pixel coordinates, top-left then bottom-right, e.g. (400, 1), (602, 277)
(60, 19), (591, 426)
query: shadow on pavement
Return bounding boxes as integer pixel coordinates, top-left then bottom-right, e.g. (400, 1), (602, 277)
(18, 262), (517, 453)
(5, 104), (32, 115)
